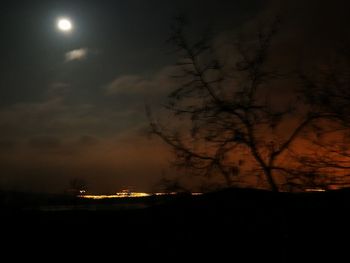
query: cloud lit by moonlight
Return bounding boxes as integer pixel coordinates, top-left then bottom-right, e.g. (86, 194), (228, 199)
(65, 48), (89, 62)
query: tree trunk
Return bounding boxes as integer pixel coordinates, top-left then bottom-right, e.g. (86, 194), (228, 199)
(264, 168), (279, 192)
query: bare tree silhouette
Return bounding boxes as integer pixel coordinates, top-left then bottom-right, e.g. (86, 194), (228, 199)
(148, 17), (347, 192)
(293, 47), (350, 188)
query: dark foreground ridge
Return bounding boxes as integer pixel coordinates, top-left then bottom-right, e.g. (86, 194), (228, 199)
(1, 188), (349, 261)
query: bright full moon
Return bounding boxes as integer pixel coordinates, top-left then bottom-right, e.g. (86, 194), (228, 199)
(57, 18), (72, 32)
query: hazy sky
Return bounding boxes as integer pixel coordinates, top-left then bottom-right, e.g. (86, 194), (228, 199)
(0, 0), (348, 193)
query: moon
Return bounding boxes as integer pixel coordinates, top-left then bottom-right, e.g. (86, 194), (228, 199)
(57, 18), (73, 32)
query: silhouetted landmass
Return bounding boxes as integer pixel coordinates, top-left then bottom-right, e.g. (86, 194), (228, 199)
(1, 188), (349, 261)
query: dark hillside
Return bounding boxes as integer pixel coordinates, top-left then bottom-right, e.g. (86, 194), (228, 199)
(1, 188), (349, 261)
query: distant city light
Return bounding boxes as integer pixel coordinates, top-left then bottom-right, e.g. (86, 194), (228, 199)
(80, 192), (150, 199)
(79, 191), (203, 199)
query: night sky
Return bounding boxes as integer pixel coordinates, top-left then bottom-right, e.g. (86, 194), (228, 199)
(0, 0), (348, 193)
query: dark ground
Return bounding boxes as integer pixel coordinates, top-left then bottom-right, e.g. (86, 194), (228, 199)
(1, 188), (349, 261)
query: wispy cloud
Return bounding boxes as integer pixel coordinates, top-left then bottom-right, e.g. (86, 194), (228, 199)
(65, 48), (89, 62)
(106, 66), (178, 96)
(47, 82), (71, 98)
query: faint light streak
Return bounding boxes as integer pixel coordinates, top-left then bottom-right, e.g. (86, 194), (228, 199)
(153, 192), (178, 196)
(305, 188), (326, 192)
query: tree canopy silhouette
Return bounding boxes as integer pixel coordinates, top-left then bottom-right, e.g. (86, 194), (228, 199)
(149, 17), (350, 192)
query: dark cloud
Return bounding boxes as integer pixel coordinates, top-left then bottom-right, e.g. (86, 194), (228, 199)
(0, 133), (171, 193)
(76, 135), (99, 147)
(262, 0), (350, 51)
(29, 136), (62, 150)
(0, 140), (16, 150)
